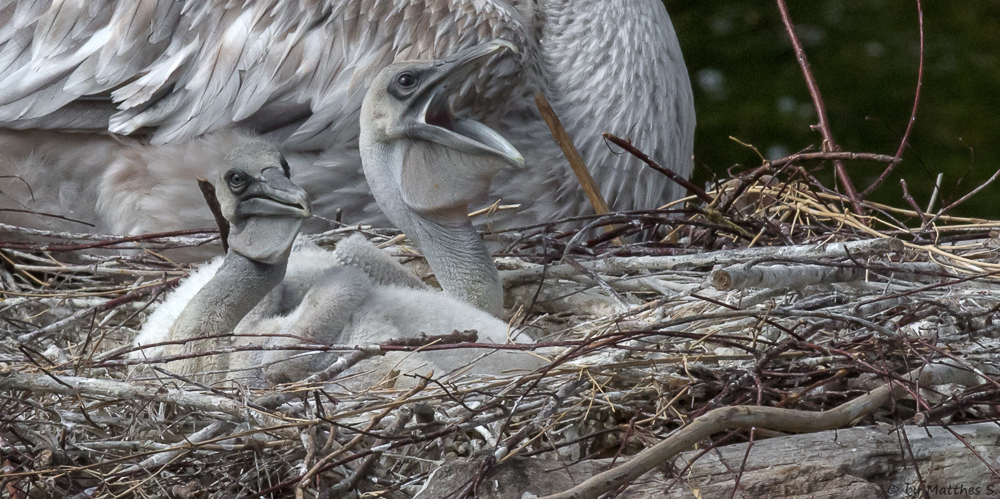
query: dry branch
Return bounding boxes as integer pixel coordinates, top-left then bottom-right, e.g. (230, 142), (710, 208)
(197, 178), (230, 254)
(861, 0), (925, 198)
(502, 238), (903, 287)
(15, 278), (179, 343)
(0, 368), (271, 422)
(602, 132), (713, 205)
(713, 263), (868, 291)
(535, 93), (612, 218)
(775, 0), (863, 214)
(122, 420), (233, 474)
(769, 151), (901, 168)
(711, 261), (937, 291)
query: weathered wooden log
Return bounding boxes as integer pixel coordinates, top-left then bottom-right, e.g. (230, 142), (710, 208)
(712, 263), (866, 291)
(712, 261), (941, 291)
(416, 422), (1000, 499)
(503, 238), (903, 287)
(540, 362), (980, 499)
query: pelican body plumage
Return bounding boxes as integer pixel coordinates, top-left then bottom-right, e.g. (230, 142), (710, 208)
(0, 0), (695, 242)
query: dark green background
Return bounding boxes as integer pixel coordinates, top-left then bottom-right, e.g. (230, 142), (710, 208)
(667, 1), (999, 218)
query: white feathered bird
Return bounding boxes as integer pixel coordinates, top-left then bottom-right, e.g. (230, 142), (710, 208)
(0, 0), (695, 242)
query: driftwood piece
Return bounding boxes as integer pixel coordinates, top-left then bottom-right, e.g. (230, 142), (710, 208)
(713, 263), (866, 291)
(712, 261), (941, 291)
(0, 368), (265, 422)
(664, 422), (1000, 499)
(502, 238), (903, 287)
(417, 422), (1000, 499)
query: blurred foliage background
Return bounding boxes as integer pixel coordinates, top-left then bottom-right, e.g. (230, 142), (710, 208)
(666, 0), (999, 218)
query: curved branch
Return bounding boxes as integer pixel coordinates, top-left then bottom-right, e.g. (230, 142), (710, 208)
(540, 363), (979, 499)
(861, 0), (925, 198)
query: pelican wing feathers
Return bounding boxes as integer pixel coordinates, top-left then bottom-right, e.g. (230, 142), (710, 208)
(0, 0), (531, 148)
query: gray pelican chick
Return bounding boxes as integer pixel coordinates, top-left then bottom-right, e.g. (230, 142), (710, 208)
(360, 41), (524, 316)
(132, 142), (540, 387)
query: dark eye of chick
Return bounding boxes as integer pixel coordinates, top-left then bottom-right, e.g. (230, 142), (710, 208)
(279, 157), (290, 178)
(396, 72), (417, 88)
(226, 170), (249, 192)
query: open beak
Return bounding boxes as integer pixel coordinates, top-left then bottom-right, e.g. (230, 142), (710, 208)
(236, 167), (312, 219)
(407, 40), (524, 168)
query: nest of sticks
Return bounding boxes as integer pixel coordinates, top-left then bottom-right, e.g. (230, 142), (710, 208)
(3, 157), (1000, 499)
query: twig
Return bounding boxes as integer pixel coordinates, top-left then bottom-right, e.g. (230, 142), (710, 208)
(728, 427), (755, 499)
(535, 93), (613, 218)
(923, 167), (1000, 228)
(768, 151), (901, 168)
(0, 225), (218, 251)
(197, 178), (230, 253)
(775, 0), (863, 215)
(122, 421), (232, 474)
(0, 369), (275, 423)
(502, 238), (903, 287)
(602, 132), (713, 205)
(15, 278), (180, 343)
(861, 0), (925, 198)
(322, 405), (415, 497)
(254, 330), (477, 409)
(899, 179), (928, 225)
(0, 208), (95, 227)
(926, 172), (943, 214)
(296, 379), (429, 498)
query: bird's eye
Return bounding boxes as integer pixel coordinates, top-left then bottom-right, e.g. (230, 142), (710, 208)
(226, 170), (249, 191)
(396, 72), (417, 88)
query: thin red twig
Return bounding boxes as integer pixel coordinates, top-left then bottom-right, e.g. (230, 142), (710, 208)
(924, 167), (1000, 227)
(729, 427), (755, 499)
(899, 179), (928, 225)
(769, 151), (901, 168)
(861, 0), (925, 198)
(775, 0), (863, 215)
(0, 208), (95, 227)
(602, 132), (714, 204)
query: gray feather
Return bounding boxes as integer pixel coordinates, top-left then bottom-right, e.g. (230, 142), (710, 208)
(0, 0), (695, 238)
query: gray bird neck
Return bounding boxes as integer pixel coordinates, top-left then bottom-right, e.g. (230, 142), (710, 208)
(361, 143), (503, 316)
(405, 212), (503, 316)
(170, 251), (288, 341)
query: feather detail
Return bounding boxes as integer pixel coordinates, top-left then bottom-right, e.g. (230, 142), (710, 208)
(0, 0), (695, 237)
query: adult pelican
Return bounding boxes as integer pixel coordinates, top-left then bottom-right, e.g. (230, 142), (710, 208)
(0, 0), (694, 240)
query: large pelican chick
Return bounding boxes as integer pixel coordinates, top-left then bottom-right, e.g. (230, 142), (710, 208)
(360, 41), (524, 316)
